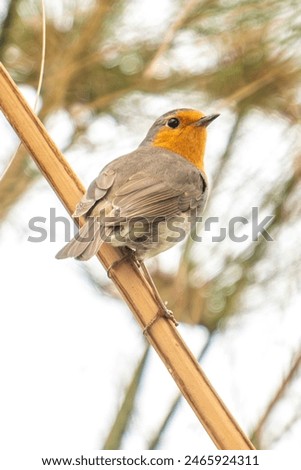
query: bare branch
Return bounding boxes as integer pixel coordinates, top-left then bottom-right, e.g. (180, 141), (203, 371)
(251, 349), (301, 447)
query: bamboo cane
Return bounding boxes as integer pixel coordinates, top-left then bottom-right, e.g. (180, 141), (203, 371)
(0, 62), (254, 450)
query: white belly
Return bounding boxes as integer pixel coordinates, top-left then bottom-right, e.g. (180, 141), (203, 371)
(109, 213), (192, 260)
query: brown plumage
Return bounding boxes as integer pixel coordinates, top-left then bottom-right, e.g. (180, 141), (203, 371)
(56, 109), (219, 262)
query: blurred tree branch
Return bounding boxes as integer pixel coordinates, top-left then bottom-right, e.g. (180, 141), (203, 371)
(143, 0), (201, 79)
(148, 332), (214, 449)
(1, 0), (301, 450)
(251, 349), (301, 449)
(0, 0), (19, 53)
(1, 0), (300, 222)
(103, 346), (150, 450)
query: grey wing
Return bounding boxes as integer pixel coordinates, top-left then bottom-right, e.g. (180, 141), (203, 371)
(55, 168), (116, 260)
(108, 169), (207, 221)
(73, 168), (116, 217)
(56, 161), (207, 261)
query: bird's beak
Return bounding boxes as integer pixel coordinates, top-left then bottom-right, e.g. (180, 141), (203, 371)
(195, 114), (220, 127)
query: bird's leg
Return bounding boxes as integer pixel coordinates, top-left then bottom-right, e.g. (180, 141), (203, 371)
(139, 261), (179, 334)
(107, 247), (140, 278)
(107, 248), (178, 333)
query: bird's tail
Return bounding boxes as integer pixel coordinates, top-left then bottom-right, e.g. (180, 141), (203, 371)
(55, 218), (112, 261)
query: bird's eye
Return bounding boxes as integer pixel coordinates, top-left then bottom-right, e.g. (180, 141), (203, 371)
(167, 117), (180, 129)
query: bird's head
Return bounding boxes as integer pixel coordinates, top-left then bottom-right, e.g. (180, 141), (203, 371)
(140, 108), (219, 170)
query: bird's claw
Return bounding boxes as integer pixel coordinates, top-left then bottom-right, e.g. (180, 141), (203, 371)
(163, 308), (179, 327)
(143, 306), (178, 335)
(107, 248), (139, 278)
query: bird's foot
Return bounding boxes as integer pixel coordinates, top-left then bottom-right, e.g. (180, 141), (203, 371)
(107, 247), (139, 278)
(143, 304), (178, 335)
(107, 251), (179, 335)
(162, 305), (179, 327)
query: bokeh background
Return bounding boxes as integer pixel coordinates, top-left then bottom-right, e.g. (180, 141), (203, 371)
(0, 0), (301, 452)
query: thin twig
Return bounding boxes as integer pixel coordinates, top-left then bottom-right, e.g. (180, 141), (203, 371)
(251, 349), (301, 447)
(103, 346), (150, 450)
(217, 60), (295, 109)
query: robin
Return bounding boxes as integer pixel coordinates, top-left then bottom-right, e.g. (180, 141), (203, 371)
(56, 108), (219, 329)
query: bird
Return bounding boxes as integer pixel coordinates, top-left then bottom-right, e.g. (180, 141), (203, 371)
(56, 108), (219, 329)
